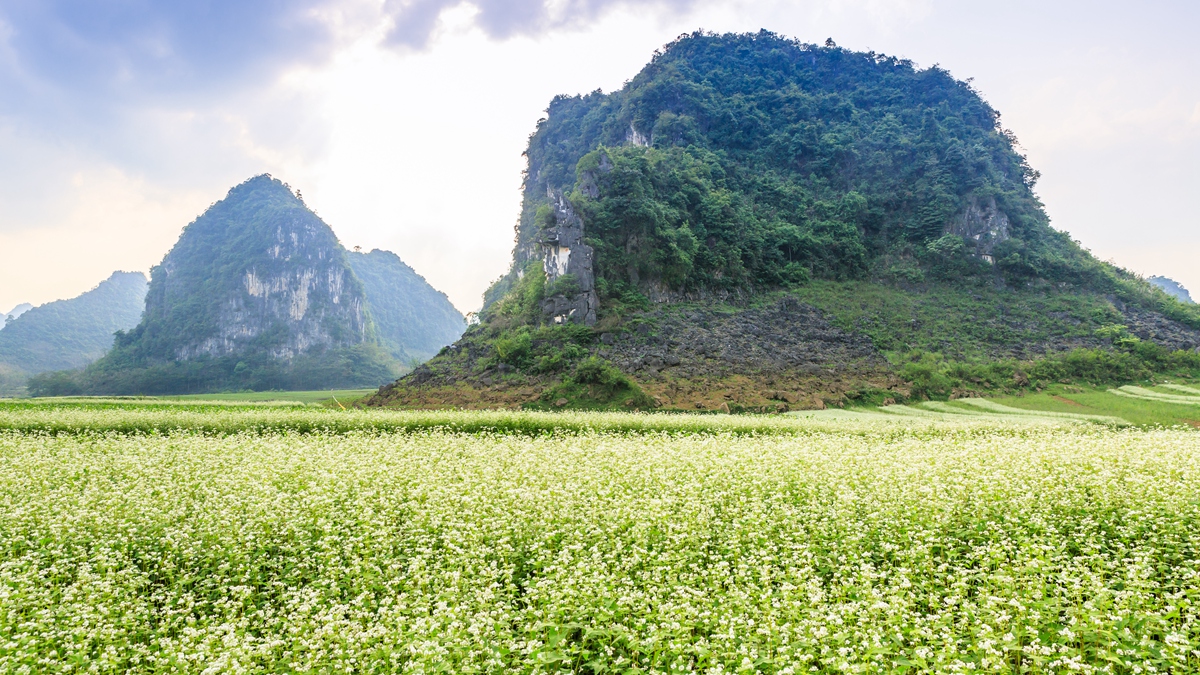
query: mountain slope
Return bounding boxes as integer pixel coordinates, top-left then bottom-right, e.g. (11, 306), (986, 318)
(347, 249), (466, 364)
(2, 303), (33, 326)
(476, 31), (1123, 317)
(30, 176), (397, 395)
(0, 272), (147, 396)
(0, 271), (147, 376)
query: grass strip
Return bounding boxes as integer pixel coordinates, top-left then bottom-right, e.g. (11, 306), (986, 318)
(1110, 386), (1200, 405)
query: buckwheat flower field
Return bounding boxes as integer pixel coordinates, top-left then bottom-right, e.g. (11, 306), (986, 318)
(1, 404), (1198, 673)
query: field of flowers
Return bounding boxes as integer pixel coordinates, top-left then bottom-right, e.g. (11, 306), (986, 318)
(0, 396), (1141, 436)
(0, 403), (1198, 673)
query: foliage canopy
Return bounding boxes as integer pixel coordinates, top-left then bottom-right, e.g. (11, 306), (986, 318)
(347, 249), (466, 365)
(490, 30), (1192, 318)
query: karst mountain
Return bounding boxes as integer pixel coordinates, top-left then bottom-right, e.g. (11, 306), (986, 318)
(31, 175), (464, 395)
(1148, 276), (1193, 304)
(369, 30), (1200, 411)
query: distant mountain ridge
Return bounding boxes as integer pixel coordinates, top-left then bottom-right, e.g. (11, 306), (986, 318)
(2, 303), (33, 326)
(1148, 276), (1193, 304)
(347, 249), (465, 364)
(31, 176), (393, 395)
(0, 271), (147, 395)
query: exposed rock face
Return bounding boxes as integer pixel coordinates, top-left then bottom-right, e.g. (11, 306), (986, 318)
(173, 227), (366, 361)
(537, 190), (599, 325)
(369, 295), (901, 412)
(625, 122), (650, 147)
(1117, 301), (1200, 351)
(948, 195), (1010, 262)
(136, 175), (373, 363)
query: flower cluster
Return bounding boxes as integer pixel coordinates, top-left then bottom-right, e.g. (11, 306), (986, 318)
(0, 398), (1108, 437)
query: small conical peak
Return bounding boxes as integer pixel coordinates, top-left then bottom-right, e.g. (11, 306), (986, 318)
(354, 248), (401, 263)
(223, 174), (303, 206)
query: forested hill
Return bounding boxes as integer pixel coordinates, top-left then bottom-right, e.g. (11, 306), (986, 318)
(2, 303), (32, 325)
(347, 249), (465, 365)
(369, 31), (1200, 411)
(0, 271), (147, 377)
(487, 30), (1178, 307)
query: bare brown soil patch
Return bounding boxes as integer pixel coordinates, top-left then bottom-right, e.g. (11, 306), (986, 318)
(637, 371), (902, 412)
(368, 369), (904, 412)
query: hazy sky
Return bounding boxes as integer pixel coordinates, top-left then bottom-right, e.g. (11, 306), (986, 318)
(1, 0), (1197, 314)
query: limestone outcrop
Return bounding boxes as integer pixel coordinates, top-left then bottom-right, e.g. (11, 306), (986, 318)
(43, 175), (398, 395)
(537, 190), (599, 325)
(948, 196), (1010, 262)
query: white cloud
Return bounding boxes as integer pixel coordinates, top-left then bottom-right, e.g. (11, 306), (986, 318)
(0, 166), (210, 308)
(289, 5), (697, 312)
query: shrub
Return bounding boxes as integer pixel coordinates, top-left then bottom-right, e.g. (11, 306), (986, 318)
(494, 330), (533, 368)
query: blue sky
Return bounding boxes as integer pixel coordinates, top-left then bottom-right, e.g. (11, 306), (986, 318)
(1, 0), (1197, 313)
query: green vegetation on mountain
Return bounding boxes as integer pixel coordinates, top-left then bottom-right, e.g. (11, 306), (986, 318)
(371, 31), (1200, 411)
(0, 271), (147, 395)
(347, 249), (465, 365)
(495, 31), (1199, 313)
(29, 176), (399, 396)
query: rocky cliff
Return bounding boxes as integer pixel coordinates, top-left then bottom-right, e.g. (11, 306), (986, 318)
(136, 176), (371, 363)
(534, 191), (599, 325)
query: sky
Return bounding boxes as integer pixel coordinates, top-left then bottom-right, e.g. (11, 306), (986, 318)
(1, 0), (1197, 315)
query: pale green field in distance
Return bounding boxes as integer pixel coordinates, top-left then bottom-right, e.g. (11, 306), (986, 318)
(792, 380), (1200, 428)
(0, 400), (1197, 672)
(15, 375), (1199, 426)
(162, 388), (376, 404)
(991, 382), (1200, 427)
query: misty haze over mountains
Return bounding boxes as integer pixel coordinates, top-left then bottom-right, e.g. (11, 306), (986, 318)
(1148, 276), (1193, 304)
(0, 272), (147, 395)
(2, 304), (33, 326)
